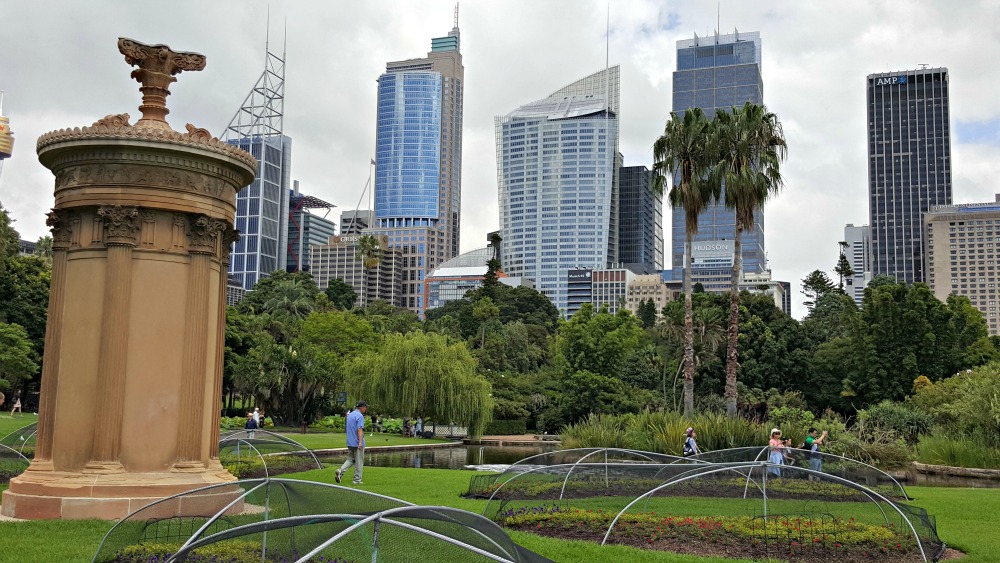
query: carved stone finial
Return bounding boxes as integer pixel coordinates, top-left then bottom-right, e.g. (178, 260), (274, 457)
(92, 114), (132, 128)
(46, 209), (74, 248)
(184, 123), (214, 142)
(117, 38), (206, 130)
(186, 215), (227, 255)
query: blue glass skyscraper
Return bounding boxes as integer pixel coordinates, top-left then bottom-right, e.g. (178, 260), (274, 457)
(670, 31), (767, 275)
(371, 17), (464, 314)
(497, 66), (620, 316)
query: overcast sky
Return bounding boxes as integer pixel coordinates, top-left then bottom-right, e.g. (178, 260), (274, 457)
(1, 0), (998, 318)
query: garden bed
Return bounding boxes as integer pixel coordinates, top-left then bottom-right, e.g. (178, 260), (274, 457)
(501, 506), (924, 562)
(472, 475), (903, 503)
(110, 542), (355, 563)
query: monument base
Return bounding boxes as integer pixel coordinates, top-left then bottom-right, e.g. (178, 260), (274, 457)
(1, 464), (238, 520)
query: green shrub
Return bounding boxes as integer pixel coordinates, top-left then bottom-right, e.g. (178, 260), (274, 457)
(484, 419), (527, 436)
(856, 400), (933, 444)
(380, 418), (402, 433)
(562, 411), (770, 456)
(309, 415), (346, 432)
(825, 428), (914, 470)
(915, 433), (1000, 469)
(912, 363), (1000, 448)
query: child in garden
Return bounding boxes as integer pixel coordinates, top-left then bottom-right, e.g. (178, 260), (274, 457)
(682, 427), (700, 456)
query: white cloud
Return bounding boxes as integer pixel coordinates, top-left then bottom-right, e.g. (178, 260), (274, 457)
(2, 0), (999, 319)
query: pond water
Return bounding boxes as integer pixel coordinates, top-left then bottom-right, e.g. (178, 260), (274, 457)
(317, 444), (556, 471)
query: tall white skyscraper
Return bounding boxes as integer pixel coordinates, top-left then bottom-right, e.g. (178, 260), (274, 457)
(496, 66), (620, 316)
(844, 223), (872, 306)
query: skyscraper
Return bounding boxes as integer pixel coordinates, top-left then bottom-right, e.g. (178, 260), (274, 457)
(222, 40), (291, 290)
(370, 12), (464, 314)
(844, 223), (872, 306)
(619, 165), (663, 274)
(286, 182), (337, 273)
(670, 31), (766, 276)
(497, 66), (620, 316)
(868, 67), (952, 284)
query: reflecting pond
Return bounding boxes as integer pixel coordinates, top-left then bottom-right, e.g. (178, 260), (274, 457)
(318, 444), (558, 471)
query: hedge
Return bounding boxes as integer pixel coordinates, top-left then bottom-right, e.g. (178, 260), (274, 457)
(484, 419), (527, 436)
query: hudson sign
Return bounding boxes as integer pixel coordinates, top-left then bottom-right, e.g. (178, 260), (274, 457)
(875, 76), (908, 86)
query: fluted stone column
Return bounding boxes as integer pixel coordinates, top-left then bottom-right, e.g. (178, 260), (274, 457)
(1, 38), (255, 520)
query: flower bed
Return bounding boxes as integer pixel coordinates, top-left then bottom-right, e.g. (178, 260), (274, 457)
(502, 506), (921, 562)
(220, 454), (321, 479)
(111, 542), (355, 563)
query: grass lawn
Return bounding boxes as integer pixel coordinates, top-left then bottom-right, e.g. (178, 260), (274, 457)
(0, 412), (37, 440)
(0, 463), (997, 562)
(264, 429), (453, 450)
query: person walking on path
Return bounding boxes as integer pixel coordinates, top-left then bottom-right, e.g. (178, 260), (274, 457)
(682, 427), (701, 456)
(245, 412), (257, 439)
(10, 393), (22, 417)
(337, 401), (367, 485)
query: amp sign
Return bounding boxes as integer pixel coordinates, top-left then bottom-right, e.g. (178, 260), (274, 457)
(875, 75), (908, 86)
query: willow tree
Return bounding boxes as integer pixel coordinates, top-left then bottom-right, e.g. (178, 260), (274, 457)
(345, 332), (493, 437)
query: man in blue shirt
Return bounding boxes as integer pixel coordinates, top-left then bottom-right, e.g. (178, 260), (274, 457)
(336, 401), (367, 485)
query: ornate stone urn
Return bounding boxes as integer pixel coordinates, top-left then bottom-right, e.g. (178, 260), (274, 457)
(1, 39), (256, 519)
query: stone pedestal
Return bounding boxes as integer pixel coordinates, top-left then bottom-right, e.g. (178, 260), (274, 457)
(1, 38), (256, 520)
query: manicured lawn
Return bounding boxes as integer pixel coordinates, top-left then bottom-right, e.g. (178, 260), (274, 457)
(264, 430), (453, 450)
(0, 413), (37, 441)
(0, 464), (997, 563)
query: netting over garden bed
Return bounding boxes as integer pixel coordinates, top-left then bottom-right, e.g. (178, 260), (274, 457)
(0, 422), (36, 456)
(218, 430), (324, 479)
(93, 478), (553, 563)
(0, 443), (29, 484)
(472, 449), (943, 562)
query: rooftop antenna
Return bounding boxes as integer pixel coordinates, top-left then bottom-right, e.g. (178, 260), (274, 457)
(605, 3), (610, 112)
(918, 63), (929, 69)
(0, 90), (4, 115)
(454, 3), (459, 29)
(717, 1), (720, 36)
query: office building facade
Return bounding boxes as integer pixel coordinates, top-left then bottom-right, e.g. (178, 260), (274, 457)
(424, 247), (532, 310)
(868, 67), (952, 284)
(497, 66), (621, 316)
(286, 184), (337, 272)
(370, 19), (464, 315)
(844, 223), (872, 307)
(340, 210), (373, 235)
(924, 197), (1000, 335)
(619, 165), (664, 274)
(671, 31), (767, 277)
(625, 274), (676, 318)
(309, 234), (404, 308)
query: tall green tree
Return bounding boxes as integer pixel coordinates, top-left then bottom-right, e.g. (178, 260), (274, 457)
(356, 234), (383, 306)
(834, 241), (854, 290)
(261, 279), (315, 324)
(714, 102), (787, 417)
(801, 270), (836, 312)
(0, 255), (51, 358)
(638, 299), (657, 329)
(0, 322), (38, 393)
(0, 201), (20, 260)
(554, 303), (647, 379)
(237, 270), (320, 315)
(472, 296), (500, 348)
(652, 107), (716, 417)
(345, 332), (494, 437)
(324, 277), (357, 311)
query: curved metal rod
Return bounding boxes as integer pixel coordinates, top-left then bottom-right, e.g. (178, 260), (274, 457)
(174, 481), (269, 557)
(292, 506), (519, 563)
(0, 443), (30, 465)
(222, 439), (270, 478)
(92, 478), (412, 563)
(558, 448), (661, 501)
(689, 446), (909, 500)
(219, 431), (324, 471)
(600, 462), (928, 563)
(0, 422), (36, 447)
(641, 465), (765, 513)
(16, 430), (36, 455)
(483, 461), (668, 516)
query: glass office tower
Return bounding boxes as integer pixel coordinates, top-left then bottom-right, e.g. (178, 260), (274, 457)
(868, 67), (951, 284)
(371, 20), (464, 315)
(619, 165), (663, 274)
(497, 66), (620, 316)
(229, 135), (292, 290)
(670, 31), (766, 275)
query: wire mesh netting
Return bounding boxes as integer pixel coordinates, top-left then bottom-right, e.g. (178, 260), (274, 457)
(476, 449), (943, 562)
(0, 443), (29, 484)
(93, 478), (553, 563)
(0, 421), (36, 456)
(218, 430), (324, 479)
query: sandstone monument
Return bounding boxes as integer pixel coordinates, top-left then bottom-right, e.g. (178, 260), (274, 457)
(1, 38), (256, 519)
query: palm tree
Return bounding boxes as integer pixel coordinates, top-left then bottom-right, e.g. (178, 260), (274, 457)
(713, 102), (787, 417)
(652, 108), (717, 418)
(356, 235), (383, 307)
(659, 305), (726, 411)
(33, 236), (53, 264)
(262, 280), (315, 325)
